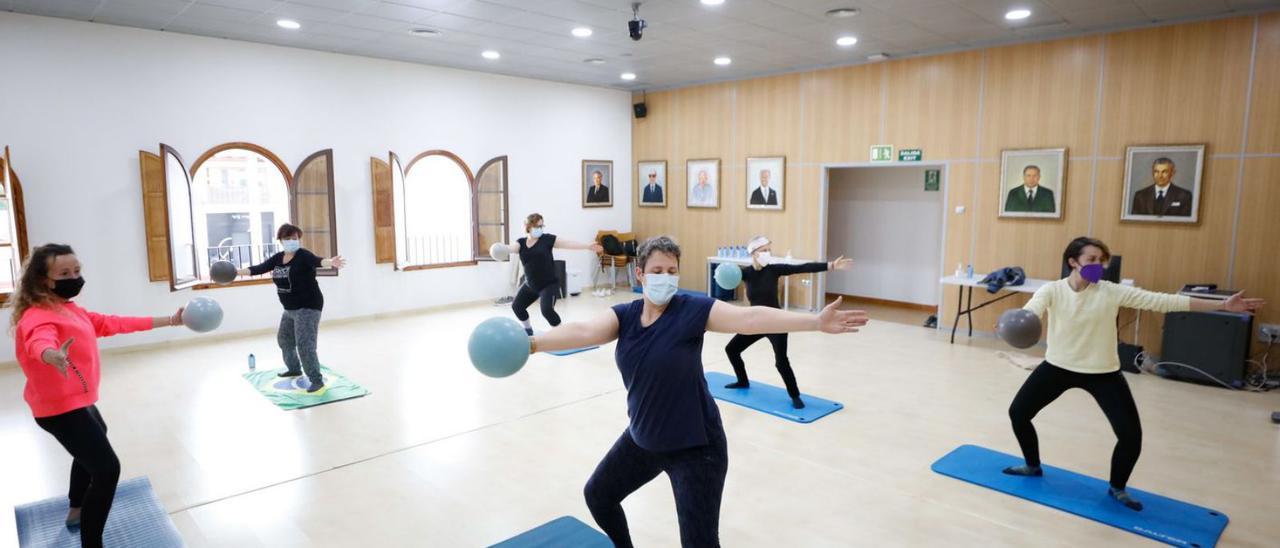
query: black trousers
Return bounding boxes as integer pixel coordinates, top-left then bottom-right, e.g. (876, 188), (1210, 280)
(584, 427), (729, 548)
(34, 405), (120, 548)
(1008, 362), (1143, 489)
(511, 283), (561, 327)
(725, 333), (800, 398)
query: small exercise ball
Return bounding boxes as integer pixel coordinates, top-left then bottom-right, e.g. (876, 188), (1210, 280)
(468, 317), (530, 378)
(714, 263), (743, 290)
(210, 261), (237, 284)
(489, 242), (511, 262)
(997, 309), (1042, 349)
(183, 297), (224, 333)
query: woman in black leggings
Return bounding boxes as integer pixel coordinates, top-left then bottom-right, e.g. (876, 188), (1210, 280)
(723, 236), (853, 408)
(501, 213), (601, 335)
(531, 236), (868, 546)
(1004, 237), (1263, 510)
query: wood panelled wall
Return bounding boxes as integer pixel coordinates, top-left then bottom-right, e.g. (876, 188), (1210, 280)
(633, 14), (1280, 356)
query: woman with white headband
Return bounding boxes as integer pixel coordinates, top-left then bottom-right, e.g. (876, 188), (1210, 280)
(723, 236), (853, 408)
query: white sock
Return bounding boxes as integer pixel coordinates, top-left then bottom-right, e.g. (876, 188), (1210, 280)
(521, 320), (532, 329)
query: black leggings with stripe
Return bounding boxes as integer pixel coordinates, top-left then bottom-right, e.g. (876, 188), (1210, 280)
(35, 405), (120, 548)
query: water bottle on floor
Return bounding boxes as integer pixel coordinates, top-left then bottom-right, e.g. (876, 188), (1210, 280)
(248, 353), (256, 372)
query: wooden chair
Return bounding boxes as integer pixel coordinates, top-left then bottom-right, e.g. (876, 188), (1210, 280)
(594, 230), (636, 289)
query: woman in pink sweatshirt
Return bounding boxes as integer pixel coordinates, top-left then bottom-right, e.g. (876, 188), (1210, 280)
(12, 244), (183, 548)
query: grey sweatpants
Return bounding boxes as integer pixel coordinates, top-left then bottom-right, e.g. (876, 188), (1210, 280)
(278, 308), (323, 384)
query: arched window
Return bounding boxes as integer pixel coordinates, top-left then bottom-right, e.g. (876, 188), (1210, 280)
(474, 156), (509, 259)
(140, 143), (338, 290)
(189, 144), (292, 277)
(398, 150), (476, 269)
(0, 147), (30, 302)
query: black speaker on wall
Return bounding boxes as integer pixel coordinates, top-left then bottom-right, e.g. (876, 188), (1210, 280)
(633, 102), (647, 118)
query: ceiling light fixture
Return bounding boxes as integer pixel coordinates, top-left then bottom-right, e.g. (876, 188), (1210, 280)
(621, 72), (637, 80)
(701, 0), (726, 5)
(836, 36), (857, 47)
(482, 50), (500, 60)
(714, 56), (731, 66)
(1005, 9), (1031, 20)
(276, 19), (301, 30)
(825, 8), (859, 18)
(572, 26), (593, 37)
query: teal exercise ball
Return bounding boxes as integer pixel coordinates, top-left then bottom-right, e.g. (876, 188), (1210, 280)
(714, 263), (743, 290)
(183, 297), (223, 333)
(997, 309), (1042, 349)
(468, 317), (531, 378)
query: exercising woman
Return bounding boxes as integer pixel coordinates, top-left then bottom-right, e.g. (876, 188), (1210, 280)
(531, 235), (868, 546)
(502, 213), (602, 336)
(12, 244), (185, 548)
(234, 223), (346, 393)
(1004, 236), (1264, 510)
(723, 236), (853, 408)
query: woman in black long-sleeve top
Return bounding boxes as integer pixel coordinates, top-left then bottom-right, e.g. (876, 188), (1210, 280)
(723, 236), (853, 408)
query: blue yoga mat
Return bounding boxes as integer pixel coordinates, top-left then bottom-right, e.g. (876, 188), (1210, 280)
(931, 445), (1229, 547)
(536, 332), (599, 356)
(489, 516), (611, 548)
(704, 371), (844, 423)
(14, 476), (184, 548)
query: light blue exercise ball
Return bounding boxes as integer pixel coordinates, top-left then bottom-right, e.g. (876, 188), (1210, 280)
(714, 263), (743, 290)
(183, 296), (223, 333)
(468, 317), (531, 378)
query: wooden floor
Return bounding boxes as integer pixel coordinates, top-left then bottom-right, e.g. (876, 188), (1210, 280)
(0, 293), (1276, 547)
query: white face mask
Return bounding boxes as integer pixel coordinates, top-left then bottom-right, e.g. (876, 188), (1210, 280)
(531, 227), (545, 238)
(282, 239), (301, 253)
(755, 251), (772, 265)
(643, 273), (679, 306)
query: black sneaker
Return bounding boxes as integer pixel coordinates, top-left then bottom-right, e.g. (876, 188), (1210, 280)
(306, 380), (325, 393)
(278, 371), (303, 378)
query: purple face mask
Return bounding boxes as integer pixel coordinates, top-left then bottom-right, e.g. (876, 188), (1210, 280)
(1080, 263), (1105, 283)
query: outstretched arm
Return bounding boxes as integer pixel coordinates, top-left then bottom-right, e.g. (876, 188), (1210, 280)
(707, 296), (867, 335)
(530, 311), (620, 353)
(554, 239), (604, 254)
(1190, 291), (1265, 314)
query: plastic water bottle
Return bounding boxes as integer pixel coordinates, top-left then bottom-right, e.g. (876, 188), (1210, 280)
(248, 353), (256, 372)
(966, 265), (974, 279)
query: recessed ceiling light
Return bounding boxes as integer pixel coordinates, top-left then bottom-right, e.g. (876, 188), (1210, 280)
(584, 58), (606, 64)
(572, 26), (593, 38)
(714, 56), (731, 66)
(825, 8), (859, 18)
(621, 72), (637, 81)
(701, 0), (725, 5)
(868, 52), (889, 61)
(410, 28), (440, 36)
(482, 50), (500, 60)
(836, 36), (857, 47)
(276, 19), (301, 30)
(1005, 9), (1031, 20)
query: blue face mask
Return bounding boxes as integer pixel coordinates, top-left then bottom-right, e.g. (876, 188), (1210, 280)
(531, 227), (545, 238)
(1080, 263), (1105, 283)
(282, 239), (301, 253)
(643, 273), (680, 306)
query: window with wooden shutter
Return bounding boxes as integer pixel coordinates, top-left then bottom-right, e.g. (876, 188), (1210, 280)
(139, 150), (170, 281)
(475, 156), (508, 260)
(370, 156), (395, 264)
(292, 149), (338, 276)
(0, 146), (31, 302)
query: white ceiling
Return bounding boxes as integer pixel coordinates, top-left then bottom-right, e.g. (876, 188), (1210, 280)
(6, 0), (1279, 90)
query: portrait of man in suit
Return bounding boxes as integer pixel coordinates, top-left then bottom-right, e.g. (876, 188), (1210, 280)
(582, 160), (613, 207)
(746, 156), (785, 210)
(638, 161), (666, 207)
(999, 148), (1065, 219)
(1121, 145), (1204, 224)
(1129, 158), (1192, 217)
(1003, 165), (1056, 213)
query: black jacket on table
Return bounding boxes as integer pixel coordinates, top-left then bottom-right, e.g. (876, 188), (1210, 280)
(740, 262), (828, 309)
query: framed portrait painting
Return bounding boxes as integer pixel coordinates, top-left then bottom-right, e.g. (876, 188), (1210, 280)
(637, 160), (667, 208)
(998, 148), (1066, 219)
(582, 160), (613, 208)
(745, 156), (784, 211)
(1121, 145), (1204, 224)
(686, 158), (720, 209)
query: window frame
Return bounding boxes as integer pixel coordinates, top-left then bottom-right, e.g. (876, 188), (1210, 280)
(0, 147), (30, 305)
(473, 156), (509, 262)
(397, 149), (478, 272)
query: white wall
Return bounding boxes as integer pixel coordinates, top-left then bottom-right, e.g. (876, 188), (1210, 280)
(825, 166), (942, 305)
(0, 13), (631, 356)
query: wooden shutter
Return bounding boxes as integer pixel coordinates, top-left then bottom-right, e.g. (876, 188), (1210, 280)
(370, 156), (395, 264)
(293, 149), (338, 276)
(138, 150), (170, 281)
(160, 144), (200, 291)
(474, 156), (508, 259)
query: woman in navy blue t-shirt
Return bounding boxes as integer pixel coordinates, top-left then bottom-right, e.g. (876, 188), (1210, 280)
(530, 235), (868, 547)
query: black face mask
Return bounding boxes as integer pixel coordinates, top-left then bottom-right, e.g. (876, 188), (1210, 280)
(52, 277), (85, 299)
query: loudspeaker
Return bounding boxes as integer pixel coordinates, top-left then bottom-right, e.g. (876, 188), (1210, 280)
(633, 102), (647, 118)
(1160, 311), (1252, 387)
